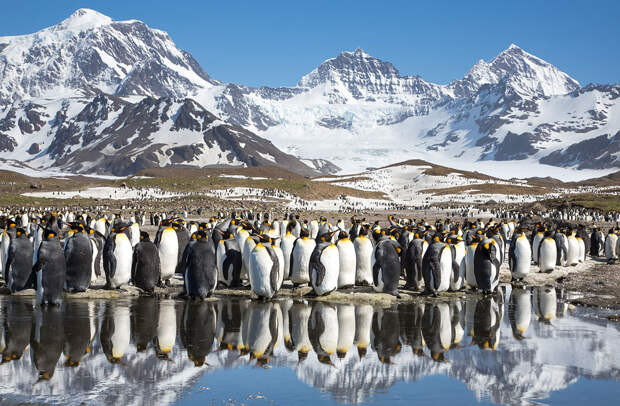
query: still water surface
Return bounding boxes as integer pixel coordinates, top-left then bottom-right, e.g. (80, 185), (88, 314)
(0, 286), (618, 405)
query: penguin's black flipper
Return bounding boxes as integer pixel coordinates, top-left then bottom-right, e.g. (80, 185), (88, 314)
(131, 245), (140, 283)
(449, 244), (459, 284)
(5, 240), (16, 281)
(289, 238), (299, 274)
(266, 246), (280, 292)
(103, 235), (117, 284)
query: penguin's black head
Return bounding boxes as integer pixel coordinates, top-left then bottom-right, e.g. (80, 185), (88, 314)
(140, 231), (150, 242)
(300, 228), (310, 238)
(43, 229), (57, 240)
(15, 227), (27, 238)
(257, 234), (271, 244)
(286, 221), (296, 234)
(337, 231), (348, 241)
(359, 226), (369, 237)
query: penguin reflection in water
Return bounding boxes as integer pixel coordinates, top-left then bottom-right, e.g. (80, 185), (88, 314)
(244, 302), (280, 367)
(2, 300), (32, 363)
(472, 295), (503, 350)
(309, 302), (338, 366)
(101, 303), (131, 364)
(30, 306), (64, 380)
(131, 297), (159, 352)
(63, 301), (96, 367)
(422, 302), (452, 361)
(181, 301), (217, 366)
(372, 308), (402, 364)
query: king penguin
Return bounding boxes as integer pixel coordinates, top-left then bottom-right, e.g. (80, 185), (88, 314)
(131, 231), (160, 293)
(34, 229), (66, 305)
(156, 223), (179, 286)
(64, 222), (93, 292)
(309, 232), (340, 296)
(474, 238), (500, 294)
(354, 227), (374, 286)
(508, 228), (531, 282)
(5, 227), (34, 293)
(371, 236), (403, 297)
(184, 230), (218, 299)
(103, 223), (133, 289)
(422, 236), (452, 296)
(336, 231), (356, 289)
(249, 235), (282, 299)
(289, 229), (316, 287)
(538, 231), (557, 273)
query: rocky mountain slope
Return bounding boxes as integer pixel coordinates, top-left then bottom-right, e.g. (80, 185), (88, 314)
(1, 8), (618, 179)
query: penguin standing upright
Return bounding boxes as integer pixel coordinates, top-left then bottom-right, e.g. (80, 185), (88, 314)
(184, 231), (217, 299)
(566, 230), (580, 266)
(422, 236), (452, 296)
(289, 229), (316, 287)
(103, 224), (133, 289)
(532, 227), (545, 264)
(280, 222), (297, 281)
(131, 231), (160, 293)
(604, 230), (618, 263)
(174, 221), (190, 274)
(5, 227), (34, 293)
(474, 239), (500, 294)
(249, 235), (282, 299)
(64, 223), (93, 292)
(538, 231), (557, 273)
(508, 228), (531, 281)
(590, 227), (604, 257)
(156, 224), (179, 286)
(465, 231), (482, 289)
(403, 233), (426, 290)
(216, 234), (242, 288)
(354, 227), (374, 286)
(336, 231), (356, 289)
(448, 236), (466, 291)
(371, 236), (402, 297)
(34, 229), (66, 305)
(309, 233), (340, 296)
(554, 230), (568, 266)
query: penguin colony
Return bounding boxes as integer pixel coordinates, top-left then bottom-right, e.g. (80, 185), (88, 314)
(0, 210), (618, 304)
(0, 288), (565, 377)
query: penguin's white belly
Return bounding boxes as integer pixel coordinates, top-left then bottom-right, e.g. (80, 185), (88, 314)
(538, 239), (557, 272)
(111, 306), (130, 358)
(216, 242), (227, 284)
(291, 240), (315, 284)
(337, 240), (356, 288)
(158, 233), (178, 280)
(313, 246), (339, 295)
(450, 244), (466, 290)
(272, 245), (285, 289)
(437, 247), (452, 292)
(112, 235), (133, 287)
(242, 238), (256, 280)
(577, 239), (585, 263)
(90, 239), (98, 284)
(336, 305), (355, 355)
(354, 238), (373, 284)
(512, 238), (532, 278)
(566, 237), (579, 265)
(281, 236), (296, 280)
(249, 247), (275, 298)
(130, 224), (140, 247)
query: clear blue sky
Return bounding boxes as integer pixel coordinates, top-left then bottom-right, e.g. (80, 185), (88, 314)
(1, 0), (618, 88)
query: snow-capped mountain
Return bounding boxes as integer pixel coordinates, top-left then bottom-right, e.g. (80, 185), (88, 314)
(0, 8), (216, 104)
(1, 8), (618, 179)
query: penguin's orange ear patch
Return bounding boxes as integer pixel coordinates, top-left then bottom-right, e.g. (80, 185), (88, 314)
(396, 247), (402, 254)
